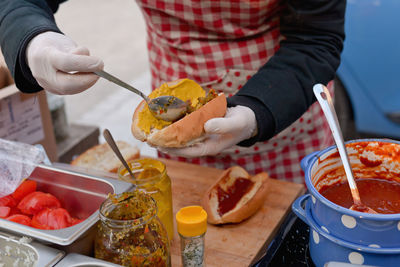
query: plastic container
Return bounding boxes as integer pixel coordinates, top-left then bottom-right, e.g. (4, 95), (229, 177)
(176, 206), (207, 267)
(0, 231), (64, 266)
(118, 158), (174, 241)
(94, 191), (171, 267)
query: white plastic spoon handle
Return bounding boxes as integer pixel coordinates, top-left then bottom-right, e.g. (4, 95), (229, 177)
(313, 84), (361, 203)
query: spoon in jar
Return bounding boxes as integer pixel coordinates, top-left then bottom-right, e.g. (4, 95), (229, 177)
(95, 70), (189, 121)
(102, 129), (136, 184)
(313, 84), (377, 214)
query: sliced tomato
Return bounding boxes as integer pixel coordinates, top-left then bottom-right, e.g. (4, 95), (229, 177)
(8, 206), (22, 216)
(12, 180), (37, 201)
(18, 191), (61, 215)
(31, 208), (72, 230)
(71, 217), (83, 226)
(0, 195), (17, 207)
(0, 206), (11, 218)
(6, 214), (31, 226)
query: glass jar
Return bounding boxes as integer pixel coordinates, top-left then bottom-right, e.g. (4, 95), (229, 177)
(176, 206), (207, 267)
(94, 191), (171, 267)
(118, 158), (174, 241)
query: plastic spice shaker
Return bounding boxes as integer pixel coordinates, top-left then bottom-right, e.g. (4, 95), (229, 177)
(176, 206), (207, 267)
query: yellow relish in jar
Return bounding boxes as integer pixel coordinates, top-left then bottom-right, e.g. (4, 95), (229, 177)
(94, 191), (171, 267)
(118, 158), (174, 241)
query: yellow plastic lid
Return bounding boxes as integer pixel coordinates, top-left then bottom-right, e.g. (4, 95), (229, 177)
(176, 206), (207, 237)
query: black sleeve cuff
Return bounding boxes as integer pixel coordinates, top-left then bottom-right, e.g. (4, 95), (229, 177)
(16, 27), (62, 93)
(227, 95), (276, 147)
(0, 2), (62, 93)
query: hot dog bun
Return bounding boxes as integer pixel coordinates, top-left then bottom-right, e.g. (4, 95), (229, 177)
(201, 166), (269, 224)
(131, 79), (227, 148)
(71, 141), (140, 173)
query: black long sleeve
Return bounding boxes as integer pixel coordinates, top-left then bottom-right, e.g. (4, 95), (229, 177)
(229, 0), (346, 146)
(0, 0), (65, 93)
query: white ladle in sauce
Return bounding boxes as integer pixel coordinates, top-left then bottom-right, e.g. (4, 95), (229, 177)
(313, 84), (377, 214)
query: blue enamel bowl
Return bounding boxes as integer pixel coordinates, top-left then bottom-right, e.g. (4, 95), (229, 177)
(301, 139), (400, 248)
(293, 194), (400, 267)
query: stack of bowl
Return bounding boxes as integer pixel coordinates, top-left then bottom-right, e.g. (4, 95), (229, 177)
(292, 139), (400, 267)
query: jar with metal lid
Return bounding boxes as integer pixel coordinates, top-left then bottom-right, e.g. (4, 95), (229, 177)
(118, 158), (174, 241)
(176, 206), (207, 267)
(94, 191), (171, 267)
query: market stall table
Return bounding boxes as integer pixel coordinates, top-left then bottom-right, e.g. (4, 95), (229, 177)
(160, 159), (305, 267)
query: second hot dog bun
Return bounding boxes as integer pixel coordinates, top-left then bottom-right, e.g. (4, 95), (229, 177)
(201, 166), (270, 224)
(70, 141), (140, 173)
(131, 79), (227, 148)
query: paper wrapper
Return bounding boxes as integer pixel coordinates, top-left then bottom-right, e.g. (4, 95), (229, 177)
(0, 139), (45, 197)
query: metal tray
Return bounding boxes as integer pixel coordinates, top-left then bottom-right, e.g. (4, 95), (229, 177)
(55, 253), (122, 267)
(0, 231), (64, 267)
(0, 163), (134, 246)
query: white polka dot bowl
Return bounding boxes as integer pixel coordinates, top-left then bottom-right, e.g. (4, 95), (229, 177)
(293, 194), (400, 267)
(300, 139), (400, 248)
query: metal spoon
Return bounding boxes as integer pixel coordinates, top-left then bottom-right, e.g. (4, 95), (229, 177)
(95, 70), (189, 121)
(313, 84), (377, 214)
(102, 129), (135, 184)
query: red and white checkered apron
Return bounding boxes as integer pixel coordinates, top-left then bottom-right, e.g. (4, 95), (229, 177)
(137, 0), (334, 183)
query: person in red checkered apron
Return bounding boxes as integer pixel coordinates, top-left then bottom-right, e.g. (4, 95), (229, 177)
(137, 0), (344, 183)
(1, 0), (345, 183)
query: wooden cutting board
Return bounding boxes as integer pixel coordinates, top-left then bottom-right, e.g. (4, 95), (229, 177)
(160, 159), (305, 267)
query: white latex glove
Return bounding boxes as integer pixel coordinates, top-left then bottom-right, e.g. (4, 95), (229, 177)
(160, 105), (258, 157)
(26, 31), (104, 95)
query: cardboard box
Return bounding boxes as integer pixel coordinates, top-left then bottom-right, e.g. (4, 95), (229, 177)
(0, 67), (58, 162)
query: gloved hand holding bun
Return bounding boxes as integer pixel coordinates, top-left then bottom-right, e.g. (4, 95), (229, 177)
(161, 105), (257, 157)
(131, 78), (228, 149)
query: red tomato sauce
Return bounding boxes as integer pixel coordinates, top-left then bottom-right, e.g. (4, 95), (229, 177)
(217, 178), (254, 216)
(319, 178), (400, 214)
